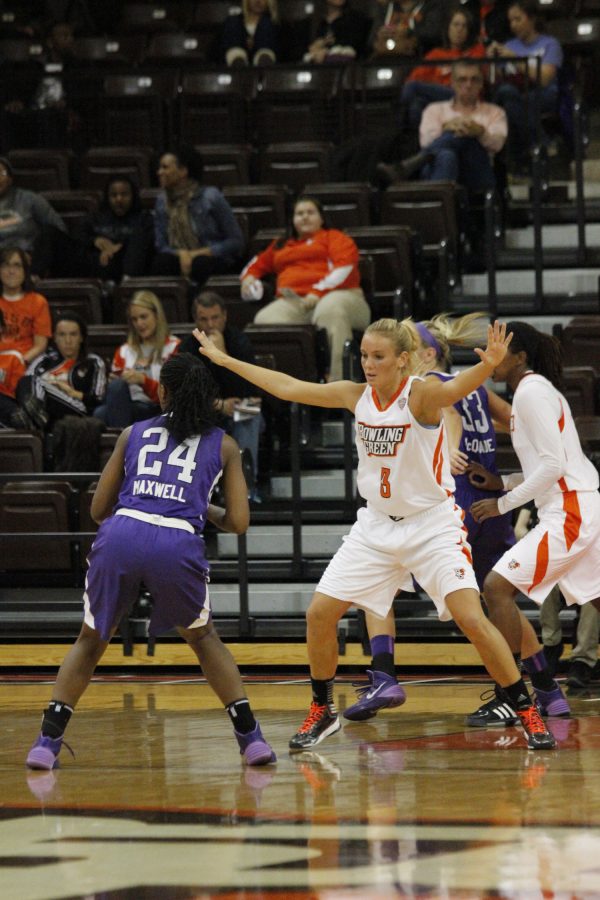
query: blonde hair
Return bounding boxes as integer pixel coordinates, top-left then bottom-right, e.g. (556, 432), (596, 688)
(420, 312), (489, 369)
(364, 317), (421, 372)
(127, 290), (170, 362)
(243, 0), (278, 22)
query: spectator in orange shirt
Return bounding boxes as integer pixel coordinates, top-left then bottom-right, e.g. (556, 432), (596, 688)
(241, 196), (370, 382)
(0, 246), (52, 365)
(401, 6), (486, 128)
(0, 308), (27, 427)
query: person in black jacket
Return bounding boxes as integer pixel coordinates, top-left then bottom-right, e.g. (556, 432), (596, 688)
(81, 175), (154, 281)
(17, 312), (106, 429)
(178, 291), (264, 497)
(33, 175), (154, 281)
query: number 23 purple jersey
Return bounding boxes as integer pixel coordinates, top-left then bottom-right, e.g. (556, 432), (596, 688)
(116, 413), (225, 532)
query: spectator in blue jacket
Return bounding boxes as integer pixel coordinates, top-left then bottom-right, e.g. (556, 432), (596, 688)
(150, 147), (245, 287)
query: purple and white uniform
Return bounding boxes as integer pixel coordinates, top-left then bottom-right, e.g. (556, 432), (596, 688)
(84, 413), (225, 640)
(431, 372), (515, 588)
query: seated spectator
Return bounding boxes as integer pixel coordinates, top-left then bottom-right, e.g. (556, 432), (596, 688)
(487, 0), (563, 173)
(368, 0), (446, 59)
(378, 61), (507, 194)
(2, 21), (82, 150)
(401, 6), (485, 128)
(16, 312), (106, 430)
(178, 291), (265, 497)
(242, 195), (370, 382)
(219, 0), (280, 67)
(479, 0), (512, 45)
(0, 308), (27, 428)
(0, 158), (67, 276)
(0, 246), (52, 366)
(303, 0), (372, 65)
(34, 175), (154, 281)
(151, 147), (245, 289)
(94, 291), (180, 428)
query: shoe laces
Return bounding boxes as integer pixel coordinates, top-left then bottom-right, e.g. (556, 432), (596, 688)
(517, 705), (548, 735)
(298, 702), (328, 734)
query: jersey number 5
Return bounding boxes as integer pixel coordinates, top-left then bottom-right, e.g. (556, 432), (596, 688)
(380, 466), (391, 498)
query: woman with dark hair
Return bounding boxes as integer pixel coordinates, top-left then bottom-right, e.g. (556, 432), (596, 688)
(241, 195), (370, 381)
(0, 246), (51, 366)
(26, 352), (276, 771)
(401, 6), (486, 128)
(151, 147), (244, 286)
(82, 175), (154, 281)
(469, 321), (600, 715)
(487, 0), (563, 172)
(32, 175), (154, 281)
(16, 312), (106, 429)
(219, 0), (280, 67)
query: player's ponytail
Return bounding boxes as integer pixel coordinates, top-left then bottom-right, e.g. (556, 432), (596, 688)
(160, 353), (220, 442)
(505, 321), (563, 388)
(419, 312), (489, 370)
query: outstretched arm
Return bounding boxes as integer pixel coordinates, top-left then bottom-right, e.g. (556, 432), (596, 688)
(195, 329), (363, 412)
(409, 322), (511, 424)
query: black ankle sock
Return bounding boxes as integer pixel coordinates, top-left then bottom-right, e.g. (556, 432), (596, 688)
(41, 700), (73, 738)
(371, 652), (396, 678)
(226, 699), (256, 734)
(311, 677), (335, 710)
(529, 669), (556, 691)
(502, 678), (532, 711)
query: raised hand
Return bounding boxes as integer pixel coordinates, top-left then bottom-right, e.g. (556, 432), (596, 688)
(194, 329), (230, 366)
(473, 321), (512, 369)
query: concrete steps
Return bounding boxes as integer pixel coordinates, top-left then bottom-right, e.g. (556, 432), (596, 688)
(217, 523), (348, 558)
(270, 469), (356, 499)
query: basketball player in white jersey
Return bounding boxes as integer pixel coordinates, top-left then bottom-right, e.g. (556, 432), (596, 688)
(470, 321), (600, 693)
(197, 318), (556, 751)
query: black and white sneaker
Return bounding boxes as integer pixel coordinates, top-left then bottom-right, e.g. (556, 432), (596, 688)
(289, 702), (341, 752)
(465, 688), (518, 728)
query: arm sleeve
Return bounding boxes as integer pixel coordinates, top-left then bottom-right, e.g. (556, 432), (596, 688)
(81, 355), (107, 411)
(205, 189), (244, 260)
(153, 195), (173, 254)
(33, 295), (52, 338)
(478, 104), (508, 154)
(31, 194), (66, 233)
(496, 387), (566, 514)
(311, 231), (359, 294)
(419, 102), (444, 148)
(240, 242), (277, 280)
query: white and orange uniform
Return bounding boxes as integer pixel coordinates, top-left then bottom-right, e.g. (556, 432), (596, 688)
(317, 375), (480, 620)
(493, 372), (600, 605)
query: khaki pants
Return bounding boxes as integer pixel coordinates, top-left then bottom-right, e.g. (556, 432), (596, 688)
(253, 288), (371, 381)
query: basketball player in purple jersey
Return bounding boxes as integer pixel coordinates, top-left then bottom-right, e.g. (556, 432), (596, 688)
(26, 353), (276, 770)
(345, 314), (569, 724)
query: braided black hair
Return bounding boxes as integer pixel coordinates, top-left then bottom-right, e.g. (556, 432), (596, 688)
(505, 321), (563, 389)
(159, 353), (220, 443)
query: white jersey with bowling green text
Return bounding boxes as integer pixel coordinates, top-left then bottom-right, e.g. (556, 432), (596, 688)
(497, 372), (599, 516)
(355, 375), (454, 518)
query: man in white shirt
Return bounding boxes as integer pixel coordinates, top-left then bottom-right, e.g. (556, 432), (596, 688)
(377, 60), (507, 193)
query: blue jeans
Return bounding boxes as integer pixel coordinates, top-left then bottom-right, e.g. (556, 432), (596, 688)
(421, 132), (496, 192)
(401, 81), (454, 129)
(229, 412), (265, 483)
(93, 378), (160, 428)
(493, 81), (559, 166)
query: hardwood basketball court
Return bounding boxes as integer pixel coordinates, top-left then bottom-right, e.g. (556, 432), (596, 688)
(3, 674), (600, 899)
